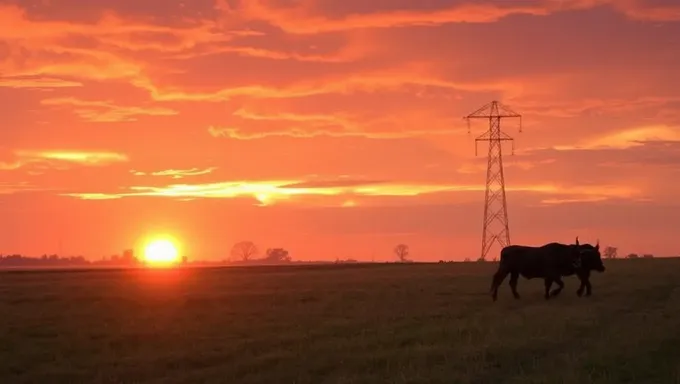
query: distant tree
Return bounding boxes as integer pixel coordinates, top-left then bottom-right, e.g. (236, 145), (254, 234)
(230, 241), (258, 262)
(394, 244), (409, 262)
(476, 257), (486, 263)
(263, 248), (291, 263)
(643, 254), (654, 259)
(464, 257), (471, 262)
(603, 246), (618, 259)
(627, 253), (639, 259)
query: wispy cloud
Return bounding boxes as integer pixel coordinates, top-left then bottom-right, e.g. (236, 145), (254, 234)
(0, 76), (83, 89)
(18, 150), (128, 165)
(236, 1), (552, 34)
(132, 167), (217, 179)
(209, 106), (464, 139)
(62, 178), (641, 207)
(2, 150), (129, 172)
(207, 125), (455, 140)
(233, 0), (680, 35)
(0, 181), (45, 194)
(547, 125), (680, 151)
(40, 97), (178, 122)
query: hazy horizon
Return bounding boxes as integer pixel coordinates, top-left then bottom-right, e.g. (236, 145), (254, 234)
(2, 0), (679, 261)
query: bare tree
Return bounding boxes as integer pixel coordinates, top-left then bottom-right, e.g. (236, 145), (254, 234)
(603, 246), (618, 259)
(394, 244), (409, 262)
(230, 241), (258, 262)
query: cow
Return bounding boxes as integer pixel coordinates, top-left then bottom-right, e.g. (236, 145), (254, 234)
(489, 237), (605, 301)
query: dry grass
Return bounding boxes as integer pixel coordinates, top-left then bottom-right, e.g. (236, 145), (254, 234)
(1, 259), (679, 383)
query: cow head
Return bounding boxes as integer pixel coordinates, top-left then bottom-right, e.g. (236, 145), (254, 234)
(575, 237), (605, 272)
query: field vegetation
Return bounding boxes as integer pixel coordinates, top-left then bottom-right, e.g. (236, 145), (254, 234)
(1, 259), (679, 383)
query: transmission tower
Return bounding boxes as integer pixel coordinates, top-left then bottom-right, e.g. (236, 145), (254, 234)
(463, 100), (522, 260)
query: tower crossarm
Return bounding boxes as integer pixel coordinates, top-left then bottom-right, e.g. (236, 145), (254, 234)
(463, 100), (522, 119)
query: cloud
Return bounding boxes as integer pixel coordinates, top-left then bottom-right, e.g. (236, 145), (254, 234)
(235, 1), (553, 34)
(610, 0), (680, 21)
(208, 125), (455, 140)
(562, 125), (680, 150)
(528, 139), (680, 169)
(169, 44), (357, 63)
(514, 97), (680, 119)
(279, 178), (390, 189)
(0, 181), (45, 194)
(40, 97), (178, 122)
(208, 106), (467, 139)
(0, 4), (256, 100)
(61, 177), (641, 208)
(0, 76), (83, 89)
(132, 167), (217, 179)
(232, 0), (680, 35)
(18, 150), (128, 165)
(2, 150), (129, 172)
(0, 4), (233, 52)
(140, 63), (525, 102)
(518, 125), (680, 153)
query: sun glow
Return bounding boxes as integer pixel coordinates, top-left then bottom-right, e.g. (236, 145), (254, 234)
(143, 237), (180, 267)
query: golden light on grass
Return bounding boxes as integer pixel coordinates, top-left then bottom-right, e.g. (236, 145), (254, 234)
(142, 236), (181, 268)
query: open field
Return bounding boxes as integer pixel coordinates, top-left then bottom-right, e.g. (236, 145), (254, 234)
(1, 259), (679, 383)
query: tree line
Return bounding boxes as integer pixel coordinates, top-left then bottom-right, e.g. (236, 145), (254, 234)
(0, 251), (140, 267)
(0, 243), (659, 268)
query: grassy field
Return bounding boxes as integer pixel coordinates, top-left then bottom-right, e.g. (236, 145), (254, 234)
(1, 259), (679, 383)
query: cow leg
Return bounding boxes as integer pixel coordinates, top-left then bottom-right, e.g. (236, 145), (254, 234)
(550, 277), (565, 297)
(576, 271), (590, 297)
(509, 272), (520, 299)
(584, 278), (593, 297)
(490, 268), (510, 302)
(544, 278), (553, 300)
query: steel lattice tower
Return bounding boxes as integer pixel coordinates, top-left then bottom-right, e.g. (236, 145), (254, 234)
(463, 101), (522, 260)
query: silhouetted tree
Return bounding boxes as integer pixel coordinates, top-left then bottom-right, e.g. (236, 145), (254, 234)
(264, 248), (291, 262)
(230, 241), (258, 262)
(394, 244), (409, 262)
(643, 253), (654, 259)
(604, 246), (618, 259)
(627, 253), (639, 259)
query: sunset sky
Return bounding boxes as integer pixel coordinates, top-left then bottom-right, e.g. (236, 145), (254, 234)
(1, 0), (679, 261)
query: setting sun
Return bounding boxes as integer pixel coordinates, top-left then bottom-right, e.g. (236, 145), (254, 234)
(143, 238), (180, 267)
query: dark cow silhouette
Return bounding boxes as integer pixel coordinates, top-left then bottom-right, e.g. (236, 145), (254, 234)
(490, 237), (605, 301)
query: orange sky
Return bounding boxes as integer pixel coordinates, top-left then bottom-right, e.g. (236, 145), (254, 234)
(1, 0), (679, 261)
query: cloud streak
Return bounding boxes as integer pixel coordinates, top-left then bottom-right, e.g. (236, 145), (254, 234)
(41, 97), (178, 122)
(62, 178), (641, 208)
(1, 150), (129, 173)
(132, 167), (217, 179)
